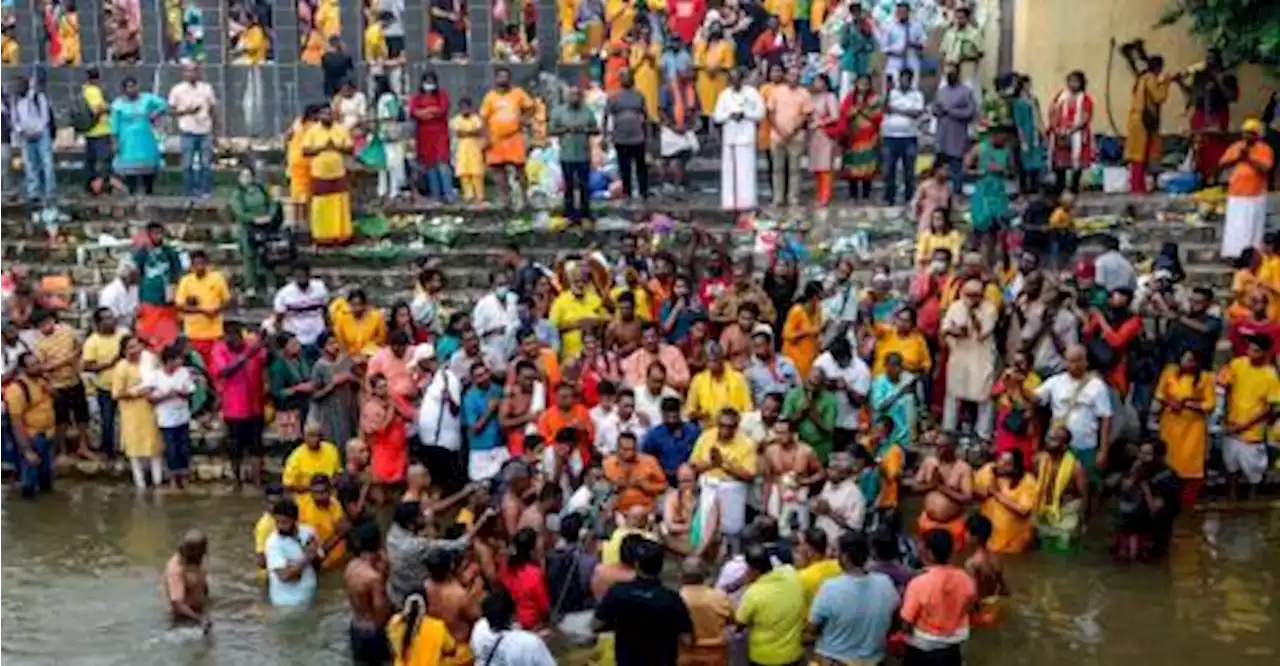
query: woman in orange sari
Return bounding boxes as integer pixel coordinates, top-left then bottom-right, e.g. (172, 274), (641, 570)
(782, 281), (825, 378)
(837, 73), (882, 201)
(360, 373), (413, 485)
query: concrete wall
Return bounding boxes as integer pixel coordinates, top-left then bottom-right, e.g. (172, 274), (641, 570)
(1011, 0), (1277, 135)
(0, 0), (583, 138)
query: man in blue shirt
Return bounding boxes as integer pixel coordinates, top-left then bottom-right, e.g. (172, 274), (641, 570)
(808, 531), (901, 664)
(640, 396), (701, 485)
(462, 361), (506, 480)
(264, 498), (319, 606)
(745, 330), (800, 406)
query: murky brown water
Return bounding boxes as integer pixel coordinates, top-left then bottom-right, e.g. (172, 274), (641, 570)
(3, 484), (1279, 666)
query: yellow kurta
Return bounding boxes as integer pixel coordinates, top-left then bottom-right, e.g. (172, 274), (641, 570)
(694, 39), (735, 115)
(973, 464), (1039, 554)
(629, 41), (663, 122)
(1155, 367), (1215, 480)
(58, 14), (81, 66)
(111, 361), (163, 459)
(287, 118), (313, 203)
(606, 0), (636, 44)
(782, 305), (822, 378)
(450, 114), (485, 177)
(302, 123), (354, 244)
(240, 25), (269, 64)
(1123, 72), (1170, 164)
(811, 0), (829, 29)
(333, 309), (387, 358)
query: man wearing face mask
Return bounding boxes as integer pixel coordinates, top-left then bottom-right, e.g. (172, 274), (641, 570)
(471, 269), (519, 377)
(410, 72), (453, 202)
(550, 85), (599, 225)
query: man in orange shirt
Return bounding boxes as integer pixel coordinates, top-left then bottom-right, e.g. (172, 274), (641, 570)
(537, 382), (595, 464)
(603, 432), (668, 512)
(1220, 118), (1276, 260)
(766, 67), (815, 207)
(900, 529), (978, 665)
(508, 327), (561, 391)
(480, 67), (536, 207)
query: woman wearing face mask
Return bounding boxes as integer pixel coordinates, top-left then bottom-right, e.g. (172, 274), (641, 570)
(229, 166), (284, 295)
(409, 71), (454, 202)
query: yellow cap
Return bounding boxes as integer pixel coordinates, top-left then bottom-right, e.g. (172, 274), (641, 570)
(1242, 118), (1264, 135)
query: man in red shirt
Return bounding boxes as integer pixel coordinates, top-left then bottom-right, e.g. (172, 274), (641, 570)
(900, 529), (978, 664)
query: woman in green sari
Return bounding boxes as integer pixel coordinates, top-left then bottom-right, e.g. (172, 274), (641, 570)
(1011, 75), (1048, 194)
(838, 73), (883, 202)
(268, 333), (314, 450)
(965, 128), (1014, 263)
(228, 166), (284, 295)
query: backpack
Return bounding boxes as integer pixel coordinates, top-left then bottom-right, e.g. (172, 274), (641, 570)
(70, 90), (96, 133)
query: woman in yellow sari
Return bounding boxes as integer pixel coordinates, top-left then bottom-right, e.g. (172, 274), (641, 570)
(694, 29), (735, 117)
(782, 281), (825, 378)
(628, 23), (662, 122)
(286, 104), (320, 225)
(1154, 349), (1215, 508)
(1226, 248), (1273, 326)
(57, 7), (81, 66)
(387, 594), (456, 666)
(331, 289), (388, 360)
(301, 105), (354, 245)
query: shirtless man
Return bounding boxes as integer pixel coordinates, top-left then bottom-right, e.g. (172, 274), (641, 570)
(1034, 425), (1090, 550)
(164, 530), (210, 631)
(344, 524), (392, 665)
(426, 548), (484, 666)
(605, 292), (645, 358)
(342, 437), (383, 510)
(964, 513), (1008, 628)
(518, 483), (564, 557)
(663, 464), (718, 558)
(500, 464), (535, 537)
(761, 420), (826, 538)
(591, 532), (643, 600)
(912, 432), (973, 550)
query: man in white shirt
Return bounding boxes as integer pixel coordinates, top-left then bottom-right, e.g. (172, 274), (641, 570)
(813, 338), (872, 447)
(98, 260), (140, 330)
(1034, 345), (1114, 470)
(593, 388), (649, 456)
(813, 450), (866, 546)
(418, 351), (463, 454)
(711, 69), (766, 212)
(881, 68), (925, 206)
(167, 62), (218, 198)
(879, 2), (926, 89)
(633, 362), (680, 429)
(471, 270), (519, 379)
(272, 264), (329, 354)
(152, 345), (197, 489)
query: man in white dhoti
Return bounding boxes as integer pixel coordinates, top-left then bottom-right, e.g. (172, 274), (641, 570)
(941, 277), (999, 441)
(711, 69), (765, 212)
(1220, 119), (1276, 259)
(690, 407), (758, 552)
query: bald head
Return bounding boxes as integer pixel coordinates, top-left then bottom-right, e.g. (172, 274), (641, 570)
(624, 505), (648, 529)
(1064, 344), (1087, 376)
(179, 529), (207, 562)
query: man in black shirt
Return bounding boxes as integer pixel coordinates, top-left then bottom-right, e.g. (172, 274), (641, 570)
(1160, 285), (1223, 368)
(321, 36), (354, 99)
(594, 537), (693, 666)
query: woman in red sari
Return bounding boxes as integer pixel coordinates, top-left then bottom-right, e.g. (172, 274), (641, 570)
(409, 71), (453, 201)
(1048, 70), (1095, 194)
(836, 74), (883, 202)
(360, 373), (413, 485)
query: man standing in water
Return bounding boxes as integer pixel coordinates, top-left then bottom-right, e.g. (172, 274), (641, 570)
(911, 433), (973, 551)
(164, 530), (210, 631)
(344, 524), (392, 666)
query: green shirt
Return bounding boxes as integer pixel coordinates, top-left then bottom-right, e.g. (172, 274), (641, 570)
(132, 245), (183, 306)
(549, 104), (598, 164)
(735, 566), (807, 666)
(780, 387), (838, 462)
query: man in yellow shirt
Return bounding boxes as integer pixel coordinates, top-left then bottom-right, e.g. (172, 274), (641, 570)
(1217, 334), (1280, 499)
(34, 310), (92, 460)
(80, 307), (126, 459)
(795, 527), (841, 612)
(734, 545), (806, 666)
(282, 423), (342, 494)
(297, 474), (349, 568)
(691, 407), (757, 548)
(81, 68), (114, 193)
(5, 352), (58, 498)
(549, 273), (604, 362)
(254, 483), (286, 575)
(175, 250), (231, 370)
(685, 343), (753, 425)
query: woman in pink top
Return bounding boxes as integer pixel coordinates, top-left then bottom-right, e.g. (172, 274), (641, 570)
(360, 374), (414, 484)
(912, 162), (953, 236)
(211, 324), (269, 486)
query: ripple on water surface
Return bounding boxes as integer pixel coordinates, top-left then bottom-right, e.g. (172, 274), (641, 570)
(3, 484), (1278, 666)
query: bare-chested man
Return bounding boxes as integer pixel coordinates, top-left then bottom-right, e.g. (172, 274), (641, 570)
(591, 532), (644, 601)
(164, 530), (210, 631)
(663, 464), (719, 559)
(344, 523), (392, 665)
(762, 419), (826, 538)
(912, 432), (973, 550)
(500, 464), (535, 537)
(342, 438), (383, 509)
(1034, 425), (1090, 550)
(425, 548), (484, 665)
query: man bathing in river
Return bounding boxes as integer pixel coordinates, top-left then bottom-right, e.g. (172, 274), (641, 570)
(164, 529), (210, 631)
(1035, 425), (1090, 551)
(912, 432), (973, 550)
(344, 523), (392, 665)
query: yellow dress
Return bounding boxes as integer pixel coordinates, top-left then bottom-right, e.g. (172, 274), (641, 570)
(694, 39), (735, 116)
(606, 0), (635, 44)
(111, 361), (163, 459)
(1155, 367), (1215, 480)
(1, 35), (19, 64)
(316, 0), (341, 40)
(287, 118), (313, 203)
(302, 122), (354, 244)
(1122, 72), (1170, 164)
(387, 611), (455, 666)
(301, 29), (325, 65)
(782, 304), (822, 378)
(450, 114), (485, 177)
(58, 13), (82, 66)
(629, 41), (663, 122)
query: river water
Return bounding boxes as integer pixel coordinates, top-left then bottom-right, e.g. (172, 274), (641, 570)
(3, 483), (1278, 666)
